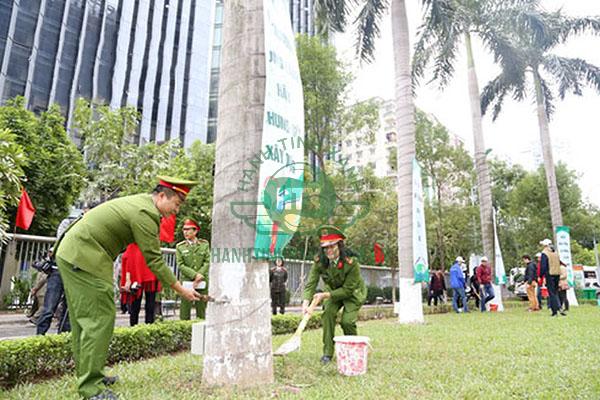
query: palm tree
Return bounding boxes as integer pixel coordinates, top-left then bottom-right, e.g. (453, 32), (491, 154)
(412, 0), (535, 270)
(480, 7), (600, 237)
(202, 0), (273, 386)
(316, 0), (449, 323)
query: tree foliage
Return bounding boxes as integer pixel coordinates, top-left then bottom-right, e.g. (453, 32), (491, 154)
(416, 110), (476, 269)
(296, 34), (380, 172)
(0, 97), (85, 235)
(74, 99), (216, 243)
(0, 128), (26, 241)
(480, 7), (600, 121)
(491, 160), (600, 267)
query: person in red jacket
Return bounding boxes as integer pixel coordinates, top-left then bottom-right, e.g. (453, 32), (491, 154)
(120, 243), (161, 326)
(476, 256), (495, 312)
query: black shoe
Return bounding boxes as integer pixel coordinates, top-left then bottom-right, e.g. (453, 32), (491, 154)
(320, 355), (332, 365)
(102, 375), (119, 386)
(559, 311), (567, 316)
(88, 389), (118, 399)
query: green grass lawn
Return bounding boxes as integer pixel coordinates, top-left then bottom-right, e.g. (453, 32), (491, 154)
(3, 305), (600, 399)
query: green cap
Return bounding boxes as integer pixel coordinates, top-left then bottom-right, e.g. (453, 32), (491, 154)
(317, 224), (346, 247)
(157, 175), (199, 197)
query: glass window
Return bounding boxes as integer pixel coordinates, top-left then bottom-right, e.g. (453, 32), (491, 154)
(3, 77), (25, 99)
(78, 5), (104, 98)
(97, 7), (120, 103)
(211, 48), (220, 68)
(0, 2), (13, 40)
(6, 44), (30, 82)
(13, 11), (37, 48)
(213, 25), (222, 45)
(214, 2), (223, 24)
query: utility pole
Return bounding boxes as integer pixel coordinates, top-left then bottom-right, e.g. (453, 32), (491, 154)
(594, 231), (600, 268)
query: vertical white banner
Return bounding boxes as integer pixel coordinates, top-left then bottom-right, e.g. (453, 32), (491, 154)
(412, 158), (429, 283)
(397, 158), (427, 324)
(556, 226), (578, 307)
(489, 209), (505, 311)
(254, 0), (305, 258)
(492, 209), (507, 285)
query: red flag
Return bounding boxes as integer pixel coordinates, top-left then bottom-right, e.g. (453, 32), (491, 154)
(15, 188), (36, 230)
(374, 243), (385, 265)
(159, 214), (176, 243)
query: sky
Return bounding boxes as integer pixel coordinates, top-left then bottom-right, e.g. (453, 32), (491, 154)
(333, 0), (600, 208)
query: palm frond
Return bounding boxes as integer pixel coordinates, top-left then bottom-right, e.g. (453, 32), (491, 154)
(480, 73), (509, 120)
(543, 55), (600, 98)
(538, 75), (555, 119)
(314, 0), (351, 34)
(411, 0), (460, 88)
(412, 23), (436, 87)
(557, 15), (600, 43)
(354, 0), (390, 63)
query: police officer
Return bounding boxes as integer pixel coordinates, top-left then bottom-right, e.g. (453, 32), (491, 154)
(269, 257), (288, 315)
(176, 218), (210, 320)
(302, 225), (367, 365)
(55, 176), (203, 400)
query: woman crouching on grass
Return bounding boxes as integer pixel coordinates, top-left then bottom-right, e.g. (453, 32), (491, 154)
(302, 225), (367, 365)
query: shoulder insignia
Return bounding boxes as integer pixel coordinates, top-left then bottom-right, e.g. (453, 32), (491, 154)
(198, 239), (209, 244)
(176, 241), (186, 247)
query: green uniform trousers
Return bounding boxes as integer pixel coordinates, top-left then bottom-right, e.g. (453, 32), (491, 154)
(57, 258), (115, 399)
(321, 299), (361, 357)
(180, 298), (206, 320)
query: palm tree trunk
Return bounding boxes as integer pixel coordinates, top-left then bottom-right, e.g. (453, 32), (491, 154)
(392, 0), (423, 324)
(202, 0), (273, 386)
(533, 71), (563, 236)
(465, 32), (494, 270)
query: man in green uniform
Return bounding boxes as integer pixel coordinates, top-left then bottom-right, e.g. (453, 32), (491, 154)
(176, 218), (210, 320)
(55, 176), (203, 400)
(302, 225), (367, 365)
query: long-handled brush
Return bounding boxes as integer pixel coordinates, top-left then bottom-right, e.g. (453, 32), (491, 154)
(273, 297), (320, 356)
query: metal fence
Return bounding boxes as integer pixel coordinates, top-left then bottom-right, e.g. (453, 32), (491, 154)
(270, 259), (394, 303)
(0, 234), (394, 304)
(0, 234), (177, 302)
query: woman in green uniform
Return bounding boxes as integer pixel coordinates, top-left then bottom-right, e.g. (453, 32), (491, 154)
(302, 225), (366, 365)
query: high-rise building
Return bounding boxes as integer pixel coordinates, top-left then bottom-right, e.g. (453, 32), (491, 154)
(206, 0), (315, 143)
(0, 0), (212, 147)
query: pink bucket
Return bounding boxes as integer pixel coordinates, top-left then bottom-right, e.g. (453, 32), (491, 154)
(333, 336), (370, 376)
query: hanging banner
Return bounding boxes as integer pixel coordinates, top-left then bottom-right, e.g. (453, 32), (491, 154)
(492, 209), (507, 285)
(556, 225), (579, 306)
(556, 226), (574, 285)
(412, 159), (429, 283)
(254, 0), (305, 259)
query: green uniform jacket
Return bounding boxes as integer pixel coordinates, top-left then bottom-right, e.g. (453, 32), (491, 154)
(176, 239), (210, 292)
(303, 256), (367, 305)
(56, 194), (177, 287)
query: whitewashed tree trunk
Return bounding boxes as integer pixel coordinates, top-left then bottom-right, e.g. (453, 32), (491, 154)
(533, 71), (563, 237)
(202, 0), (274, 387)
(465, 32), (494, 269)
(392, 0), (423, 324)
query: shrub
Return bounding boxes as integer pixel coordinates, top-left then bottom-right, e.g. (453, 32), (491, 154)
(366, 286), (385, 304)
(0, 320), (194, 389)
(271, 312), (322, 335)
(382, 286), (399, 301)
